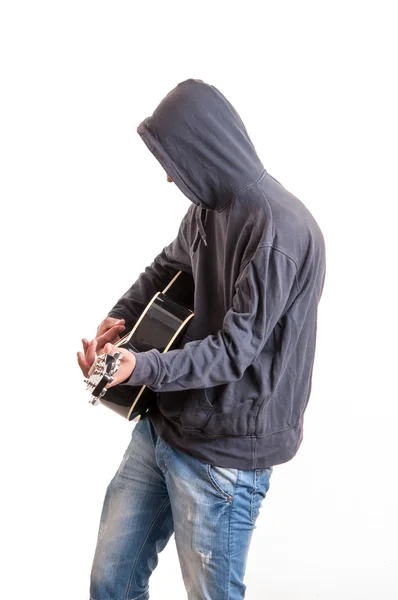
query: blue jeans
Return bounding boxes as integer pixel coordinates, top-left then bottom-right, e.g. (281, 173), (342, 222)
(90, 416), (273, 600)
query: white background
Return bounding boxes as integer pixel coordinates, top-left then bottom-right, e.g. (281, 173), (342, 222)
(1, 1), (397, 599)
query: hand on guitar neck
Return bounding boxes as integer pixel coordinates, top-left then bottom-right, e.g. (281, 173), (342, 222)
(78, 271), (194, 420)
(77, 317), (137, 387)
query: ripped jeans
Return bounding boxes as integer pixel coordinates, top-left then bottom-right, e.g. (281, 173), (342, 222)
(90, 416), (272, 600)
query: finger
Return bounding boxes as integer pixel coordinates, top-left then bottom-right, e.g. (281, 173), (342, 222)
(113, 325), (126, 342)
(82, 338), (89, 353)
(111, 325), (126, 343)
(97, 325), (125, 348)
(97, 318), (125, 337)
(104, 342), (117, 355)
(107, 323), (126, 338)
(77, 352), (90, 378)
(86, 339), (97, 365)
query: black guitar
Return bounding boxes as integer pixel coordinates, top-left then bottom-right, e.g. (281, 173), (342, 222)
(85, 270), (195, 421)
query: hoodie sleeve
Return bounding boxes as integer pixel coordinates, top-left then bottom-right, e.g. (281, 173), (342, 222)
(122, 244), (298, 391)
(107, 206), (193, 331)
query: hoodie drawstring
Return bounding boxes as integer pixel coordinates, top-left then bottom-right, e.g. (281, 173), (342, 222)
(191, 207), (208, 256)
(196, 207), (208, 247)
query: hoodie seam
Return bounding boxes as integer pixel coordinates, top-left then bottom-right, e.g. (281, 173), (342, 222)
(257, 187), (275, 238)
(152, 350), (163, 388)
(256, 244), (299, 271)
(217, 169), (269, 213)
(239, 244), (299, 294)
(166, 417), (300, 439)
(256, 189), (300, 292)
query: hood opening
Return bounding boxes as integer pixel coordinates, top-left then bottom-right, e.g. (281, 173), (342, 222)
(137, 79), (265, 212)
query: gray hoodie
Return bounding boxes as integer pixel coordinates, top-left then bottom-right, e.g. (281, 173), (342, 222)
(108, 79), (326, 469)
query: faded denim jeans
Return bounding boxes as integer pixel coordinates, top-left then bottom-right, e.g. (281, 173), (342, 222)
(90, 416), (272, 600)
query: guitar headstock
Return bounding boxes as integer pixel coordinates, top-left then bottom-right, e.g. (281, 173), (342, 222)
(85, 352), (123, 406)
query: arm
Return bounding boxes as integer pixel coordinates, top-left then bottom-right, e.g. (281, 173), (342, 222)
(122, 245), (298, 391)
(108, 206), (193, 331)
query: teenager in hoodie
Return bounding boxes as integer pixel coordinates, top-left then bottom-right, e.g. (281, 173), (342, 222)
(78, 79), (326, 600)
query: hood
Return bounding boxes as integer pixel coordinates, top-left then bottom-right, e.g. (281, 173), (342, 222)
(137, 79), (265, 213)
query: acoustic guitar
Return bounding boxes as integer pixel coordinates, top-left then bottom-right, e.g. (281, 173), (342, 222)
(85, 270), (195, 421)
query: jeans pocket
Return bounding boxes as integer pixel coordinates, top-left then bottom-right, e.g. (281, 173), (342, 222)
(250, 467), (273, 523)
(206, 464), (239, 502)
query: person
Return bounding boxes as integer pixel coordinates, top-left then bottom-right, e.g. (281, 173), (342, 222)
(77, 78), (326, 600)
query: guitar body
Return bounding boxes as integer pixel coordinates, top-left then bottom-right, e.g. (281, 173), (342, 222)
(86, 270), (195, 421)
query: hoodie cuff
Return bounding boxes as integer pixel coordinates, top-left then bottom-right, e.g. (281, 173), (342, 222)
(120, 349), (161, 388)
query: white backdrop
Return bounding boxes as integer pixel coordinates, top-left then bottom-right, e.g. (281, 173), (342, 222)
(1, 1), (397, 599)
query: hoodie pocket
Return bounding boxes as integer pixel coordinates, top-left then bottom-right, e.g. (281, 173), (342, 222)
(177, 388), (214, 430)
(200, 386), (259, 436)
(159, 383), (260, 436)
(158, 388), (213, 431)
